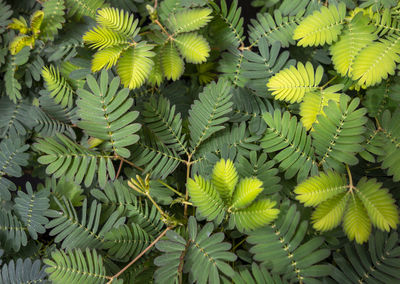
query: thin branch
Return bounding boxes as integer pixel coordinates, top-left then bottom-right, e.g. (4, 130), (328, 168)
(346, 164), (354, 193)
(320, 75), (337, 90)
(115, 159), (124, 179)
(106, 226), (172, 283)
(184, 155), (192, 218)
(117, 156), (144, 172)
(157, 179), (184, 197)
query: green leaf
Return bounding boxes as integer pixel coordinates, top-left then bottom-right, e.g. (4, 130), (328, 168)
(267, 61), (324, 103)
(187, 176), (225, 223)
(231, 177), (263, 209)
(330, 13), (377, 77)
(188, 79), (233, 154)
(42, 65), (74, 108)
(355, 177), (399, 232)
(170, 8), (213, 34)
(161, 40), (184, 81)
(211, 159), (238, 203)
(293, 3), (346, 47)
(231, 199), (279, 231)
(352, 36), (400, 87)
(117, 43), (155, 89)
(77, 70), (141, 158)
(294, 171), (347, 207)
(343, 194), (371, 244)
(96, 7), (139, 37)
(311, 192), (349, 231)
(175, 32), (210, 64)
(14, 183), (50, 240)
(44, 248), (108, 283)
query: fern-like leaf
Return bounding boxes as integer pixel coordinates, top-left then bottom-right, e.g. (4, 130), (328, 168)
(154, 230), (187, 283)
(249, 10), (304, 47)
(161, 40), (184, 81)
(299, 85), (342, 130)
(294, 171), (347, 207)
(117, 43), (155, 89)
(311, 192), (350, 231)
(330, 230), (400, 283)
(42, 65), (74, 108)
(83, 26), (129, 50)
(175, 32), (210, 64)
(185, 217), (237, 282)
(211, 159), (238, 203)
(188, 79), (233, 154)
(293, 3), (347, 47)
(96, 7), (139, 37)
(34, 133), (116, 188)
(0, 97), (35, 138)
(0, 138), (29, 201)
(261, 109), (318, 181)
(40, 0), (65, 41)
(209, 0), (244, 48)
(14, 183), (50, 240)
(44, 248), (108, 283)
(0, 258), (47, 284)
(267, 61), (324, 103)
(231, 177), (263, 209)
(65, 0), (104, 19)
(247, 201), (331, 281)
(169, 8), (213, 34)
(231, 199), (279, 231)
(312, 96), (367, 171)
(330, 13), (377, 77)
(46, 197), (123, 249)
(352, 35), (400, 87)
(91, 44), (128, 72)
(356, 177), (399, 232)
(343, 194), (371, 244)
(77, 70), (141, 158)
(0, 209), (27, 252)
(104, 223), (153, 262)
(142, 95), (188, 156)
(187, 175), (225, 223)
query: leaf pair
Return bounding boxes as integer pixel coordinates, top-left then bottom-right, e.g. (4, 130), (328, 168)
(187, 159), (279, 231)
(295, 171), (399, 244)
(154, 216), (236, 283)
(83, 7), (155, 89)
(151, 8), (212, 83)
(8, 10), (44, 54)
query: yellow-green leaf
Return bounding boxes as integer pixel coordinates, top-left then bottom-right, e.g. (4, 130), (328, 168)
(211, 159), (238, 203)
(343, 195), (371, 244)
(175, 32), (210, 64)
(231, 177), (263, 209)
(312, 192), (349, 231)
(356, 177), (399, 232)
(161, 40), (184, 81)
(294, 171), (347, 207)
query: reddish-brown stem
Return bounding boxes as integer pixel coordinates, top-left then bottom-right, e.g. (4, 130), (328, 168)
(117, 156), (144, 172)
(106, 226), (172, 283)
(115, 159), (124, 179)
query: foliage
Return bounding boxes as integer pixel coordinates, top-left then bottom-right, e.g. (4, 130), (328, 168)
(1, 0), (400, 283)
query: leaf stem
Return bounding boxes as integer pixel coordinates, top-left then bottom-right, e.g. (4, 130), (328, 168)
(115, 159), (124, 179)
(106, 226), (172, 283)
(346, 164), (354, 193)
(320, 75), (337, 90)
(184, 154), (192, 218)
(117, 156), (144, 172)
(157, 179), (184, 197)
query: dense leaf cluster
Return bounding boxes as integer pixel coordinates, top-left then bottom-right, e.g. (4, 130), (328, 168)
(0, 0), (400, 283)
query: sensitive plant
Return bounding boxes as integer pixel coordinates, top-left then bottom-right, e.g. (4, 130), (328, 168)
(0, 0), (400, 283)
